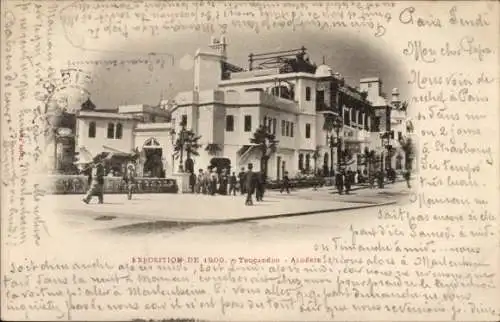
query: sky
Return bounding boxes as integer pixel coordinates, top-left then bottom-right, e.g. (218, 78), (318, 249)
(60, 27), (409, 110)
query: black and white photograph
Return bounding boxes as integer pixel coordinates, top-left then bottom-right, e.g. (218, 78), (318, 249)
(1, 1), (498, 321)
(41, 28), (416, 237)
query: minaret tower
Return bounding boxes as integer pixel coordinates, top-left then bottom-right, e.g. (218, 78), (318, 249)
(208, 34), (228, 61)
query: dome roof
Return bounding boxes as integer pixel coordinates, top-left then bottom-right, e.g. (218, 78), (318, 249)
(315, 64), (332, 77)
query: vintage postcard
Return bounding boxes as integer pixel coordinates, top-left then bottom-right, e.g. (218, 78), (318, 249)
(1, 0), (499, 321)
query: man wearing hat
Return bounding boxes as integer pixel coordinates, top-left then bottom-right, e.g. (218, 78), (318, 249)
(245, 163), (257, 206)
(82, 154), (105, 204)
(123, 162), (137, 200)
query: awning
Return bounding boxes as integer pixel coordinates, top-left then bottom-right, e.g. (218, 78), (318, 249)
(74, 147), (94, 164)
(102, 145), (135, 160)
(102, 145), (131, 154)
(237, 145), (258, 166)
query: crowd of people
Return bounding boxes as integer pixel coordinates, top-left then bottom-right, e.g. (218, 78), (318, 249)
(79, 155), (411, 205)
(187, 163), (290, 206)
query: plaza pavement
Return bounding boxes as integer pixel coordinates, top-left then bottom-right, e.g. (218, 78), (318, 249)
(43, 181), (409, 226)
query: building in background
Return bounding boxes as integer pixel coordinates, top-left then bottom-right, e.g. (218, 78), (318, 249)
(46, 37), (411, 180)
(74, 100), (174, 177)
(170, 36), (393, 180)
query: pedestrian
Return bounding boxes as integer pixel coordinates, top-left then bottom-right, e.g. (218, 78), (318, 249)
(245, 163), (256, 205)
(377, 170), (384, 188)
(358, 169), (364, 184)
(238, 167), (246, 195)
(195, 169), (203, 193)
(404, 170), (411, 188)
(210, 168), (218, 195)
(189, 170), (196, 193)
(280, 171), (290, 194)
(389, 168), (396, 184)
(82, 157), (105, 204)
(123, 163), (136, 200)
(344, 170), (350, 194)
(218, 169), (228, 195)
(335, 171), (344, 195)
(255, 170), (266, 201)
(229, 172), (237, 196)
(369, 173), (375, 189)
(202, 168), (210, 194)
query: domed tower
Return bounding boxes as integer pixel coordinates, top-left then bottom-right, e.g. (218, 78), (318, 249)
(315, 64), (333, 77)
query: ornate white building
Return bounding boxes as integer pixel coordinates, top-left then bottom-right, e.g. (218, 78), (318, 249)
(50, 37), (412, 180)
(168, 36), (386, 179)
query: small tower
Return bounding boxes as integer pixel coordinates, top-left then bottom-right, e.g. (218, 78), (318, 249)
(208, 34), (228, 61)
(391, 87), (401, 108)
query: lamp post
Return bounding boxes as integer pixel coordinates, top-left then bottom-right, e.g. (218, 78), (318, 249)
(169, 128), (176, 174)
(379, 131), (392, 188)
(332, 115), (343, 173)
(178, 121), (187, 173)
(380, 131), (392, 170)
(328, 134), (334, 176)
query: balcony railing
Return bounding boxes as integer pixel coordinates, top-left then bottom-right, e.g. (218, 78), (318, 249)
(316, 101), (336, 112)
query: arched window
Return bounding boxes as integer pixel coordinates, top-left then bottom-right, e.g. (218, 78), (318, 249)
(88, 122), (96, 138)
(305, 154), (311, 171)
(144, 138), (161, 147)
(298, 153), (304, 171)
(271, 86), (292, 99)
(116, 123), (123, 139)
(305, 87), (311, 101)
(396, 154), (403, 170)
(107, 123), (115, 139)
(358, 111), (363, 125)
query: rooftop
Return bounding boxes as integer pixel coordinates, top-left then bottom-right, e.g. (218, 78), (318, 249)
(246, 47), (317, 75)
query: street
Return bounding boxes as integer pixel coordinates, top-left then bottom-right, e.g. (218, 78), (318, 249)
(46, 181), (412, 246)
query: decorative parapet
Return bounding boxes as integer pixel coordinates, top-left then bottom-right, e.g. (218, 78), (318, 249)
(135, 122), (172, 131)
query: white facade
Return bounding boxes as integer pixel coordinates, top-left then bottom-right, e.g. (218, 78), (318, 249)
(76, 104), (174, 177)
(72, 37), (405, 180)
(168, 39), (383, 179)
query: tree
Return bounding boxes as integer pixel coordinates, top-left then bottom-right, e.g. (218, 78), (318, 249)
(312, 145), (321, 175)
(205, 143), (222, 156)
(400, 100), (409, 112)
(322, 113), (335, 132)
(400, 117), (415, 170)
(173, 121), (202, 173)
(323, 113), (338, 175)
(399, 136), (414, 170)
(250, 124), (278, 176)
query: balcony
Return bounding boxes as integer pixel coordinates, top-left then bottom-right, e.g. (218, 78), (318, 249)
(225, 91), (298, 114)
(316, 101), (337, 113)
(343, 127), (370, 143)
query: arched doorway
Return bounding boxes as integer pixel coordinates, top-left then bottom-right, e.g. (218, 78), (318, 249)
(143, 138), (164, 178)
(209, 157), (231, 174)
